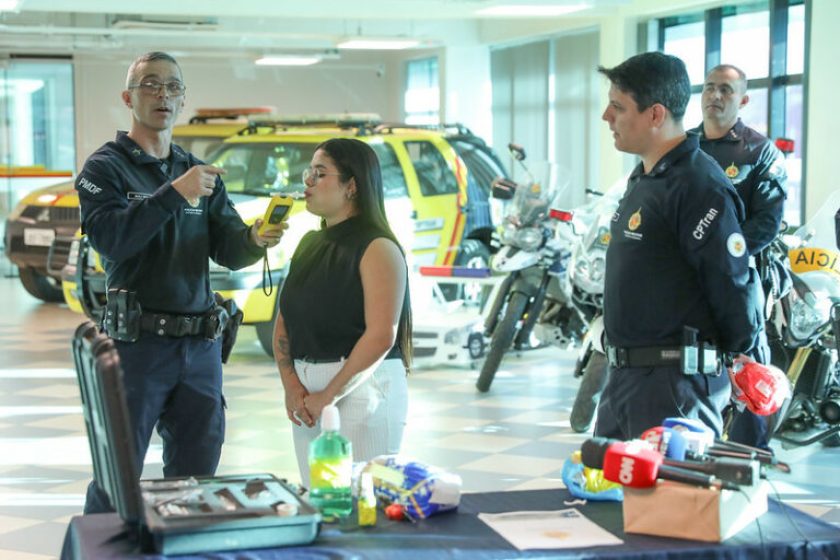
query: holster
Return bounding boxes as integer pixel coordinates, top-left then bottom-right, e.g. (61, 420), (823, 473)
(214, 293), (243, 363)
(103, 288), (142, 342)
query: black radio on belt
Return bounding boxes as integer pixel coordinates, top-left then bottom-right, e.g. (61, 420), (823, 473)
(104, 288), (142, 342)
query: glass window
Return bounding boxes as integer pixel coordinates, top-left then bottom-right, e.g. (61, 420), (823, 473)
(783, 84), (803, 226)
(404, 140), (458, 196)
(721, 10), (770, 79)
(739, 88), (768, 136)
(211, 143), (316, 196)
(176, 137), (225, 161)
(663, 21), (706, 85)
(787, 3), (805, 75)
(368, 142), (409, 199)
(683, 92), (703, 129)
(404, 57), (439, 126)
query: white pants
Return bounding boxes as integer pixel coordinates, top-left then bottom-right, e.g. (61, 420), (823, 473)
(292, 358), (408, 488)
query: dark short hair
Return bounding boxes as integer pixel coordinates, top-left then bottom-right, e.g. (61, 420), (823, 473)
(125, 51), (182, 88)
(598, 52), (690, 121)
(707, 64), (748, 93)
(315, 137), (413, 366)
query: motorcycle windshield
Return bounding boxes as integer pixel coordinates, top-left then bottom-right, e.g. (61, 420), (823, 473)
(504, 162), (568, 227)
(580, 180), (627, 251)
(790, 190), (840, 278)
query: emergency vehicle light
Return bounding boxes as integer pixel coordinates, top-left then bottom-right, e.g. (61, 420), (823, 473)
(549, 209), (574, 222)
(419, 266), (492, 279)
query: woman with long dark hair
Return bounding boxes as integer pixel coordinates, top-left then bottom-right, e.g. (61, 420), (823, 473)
(272, 137), (412, 486)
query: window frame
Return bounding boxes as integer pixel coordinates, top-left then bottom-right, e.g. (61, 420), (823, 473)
(645, 0), (806, 224)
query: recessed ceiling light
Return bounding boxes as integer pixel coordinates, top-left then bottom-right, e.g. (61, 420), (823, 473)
(477, 4), (589, 17)
(337, 39), (420, 50)
(255, 56), (321, 66)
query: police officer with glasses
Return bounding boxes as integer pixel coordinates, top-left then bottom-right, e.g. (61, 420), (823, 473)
(76, 51), (284, 513)
(594, 52), (761, 441)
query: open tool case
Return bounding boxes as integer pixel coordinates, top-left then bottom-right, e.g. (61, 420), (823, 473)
(72, 321), (321, 555)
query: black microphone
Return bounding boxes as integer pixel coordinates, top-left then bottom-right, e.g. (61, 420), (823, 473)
(662, 456), (758, 486)
(704, 447), (791, 474)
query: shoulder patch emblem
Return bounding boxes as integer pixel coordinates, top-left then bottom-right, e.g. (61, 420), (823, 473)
(725, 163), (739, 178)
(628, 208), (642, 231)
(727, 233), (747, 258)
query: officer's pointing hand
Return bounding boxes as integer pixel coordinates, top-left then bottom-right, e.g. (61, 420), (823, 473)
(172, 165), (226, 207)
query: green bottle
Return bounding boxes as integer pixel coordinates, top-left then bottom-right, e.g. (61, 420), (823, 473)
(308, 404), (353, 520)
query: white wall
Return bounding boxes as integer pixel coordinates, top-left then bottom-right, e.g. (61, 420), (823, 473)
(73, 52), (405, 168)
(804, 0), (839, 221)
(440, 45), (493, 144)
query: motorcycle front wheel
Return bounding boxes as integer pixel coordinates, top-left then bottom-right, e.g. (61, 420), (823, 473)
(476, 291), (530, 392)
(570, 351), (609, 433)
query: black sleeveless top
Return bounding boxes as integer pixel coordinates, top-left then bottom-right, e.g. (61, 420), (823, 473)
(279, 215), (402, 361)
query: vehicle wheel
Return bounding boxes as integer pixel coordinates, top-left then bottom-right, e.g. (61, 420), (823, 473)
(476, 291), (529, 392)
(255, 295), (279, 357)
(440, 240), (490, 305)
(570, 351), (609, 433)
(18, 267), (64, 303)
(467, 332), (485, 360)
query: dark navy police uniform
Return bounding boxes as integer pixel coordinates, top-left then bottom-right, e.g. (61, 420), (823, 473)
(76, 132), (263, 512)
(594, 134), (760, 440)
(691, 118), (787, 448)
(691, 119), (787, 257)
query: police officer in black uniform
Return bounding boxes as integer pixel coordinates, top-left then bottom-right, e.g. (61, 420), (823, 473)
(691, 64), (787, 449)
(594, 52), (761, 440)
(76, 52), (285, 513)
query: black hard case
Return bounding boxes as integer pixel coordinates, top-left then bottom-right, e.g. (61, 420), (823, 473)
(72, 321), (320, 555)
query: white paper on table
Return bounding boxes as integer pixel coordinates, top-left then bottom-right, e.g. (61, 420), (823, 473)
(478, 508), (624, 551)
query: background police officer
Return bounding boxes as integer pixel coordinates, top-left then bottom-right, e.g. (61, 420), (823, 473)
(691, 64), (787, 449)
(594, 52), (761, 440)
(76, 52), (284, 513)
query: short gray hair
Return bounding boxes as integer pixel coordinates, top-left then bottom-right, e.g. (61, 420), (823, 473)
(125, 51), (181, 89)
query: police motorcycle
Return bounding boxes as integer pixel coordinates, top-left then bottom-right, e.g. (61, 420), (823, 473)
(567, 182), (626, 433)
(762, 191), (840, 448)
(475, 144), (582, 392)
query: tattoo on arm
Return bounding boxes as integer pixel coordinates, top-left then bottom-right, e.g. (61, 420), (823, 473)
(276, 335), (293, 371)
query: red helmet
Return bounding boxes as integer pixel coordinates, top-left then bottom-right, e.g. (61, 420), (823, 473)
(731, 361), (791, 416)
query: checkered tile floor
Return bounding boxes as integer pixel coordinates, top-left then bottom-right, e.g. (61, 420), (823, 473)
(0, 272), (839, 559)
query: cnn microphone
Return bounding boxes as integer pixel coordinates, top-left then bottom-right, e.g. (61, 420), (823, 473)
(601, 441), (739, 491)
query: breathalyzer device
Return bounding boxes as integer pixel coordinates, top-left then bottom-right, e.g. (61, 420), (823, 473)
(258, 194), (294, 236)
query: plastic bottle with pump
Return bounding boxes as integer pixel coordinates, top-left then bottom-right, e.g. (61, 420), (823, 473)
(308, 404), (353, 520)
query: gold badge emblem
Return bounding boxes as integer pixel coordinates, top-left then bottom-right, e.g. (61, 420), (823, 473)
(628, 208), (642, 231)
(725, 163), (739, 178)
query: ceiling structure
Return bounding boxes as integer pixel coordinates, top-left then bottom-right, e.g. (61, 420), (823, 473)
(0, 0), (640, 58)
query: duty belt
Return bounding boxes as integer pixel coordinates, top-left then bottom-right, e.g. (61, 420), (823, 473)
(605, 345), (682, 369)
(140, 313), (209, 337)
(606, 343), (720, 375)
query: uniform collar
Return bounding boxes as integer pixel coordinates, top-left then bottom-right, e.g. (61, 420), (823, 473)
(115, 130), (189, 165)
(630, 133), (699, 180)
(692, 118), (744, 143)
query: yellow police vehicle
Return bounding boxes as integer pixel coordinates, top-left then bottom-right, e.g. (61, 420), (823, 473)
(63, 114), (508, 356)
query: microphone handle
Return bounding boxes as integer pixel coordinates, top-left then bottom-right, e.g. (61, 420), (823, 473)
(658, 464), (739, 491)
(664, 457), (756, 486)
